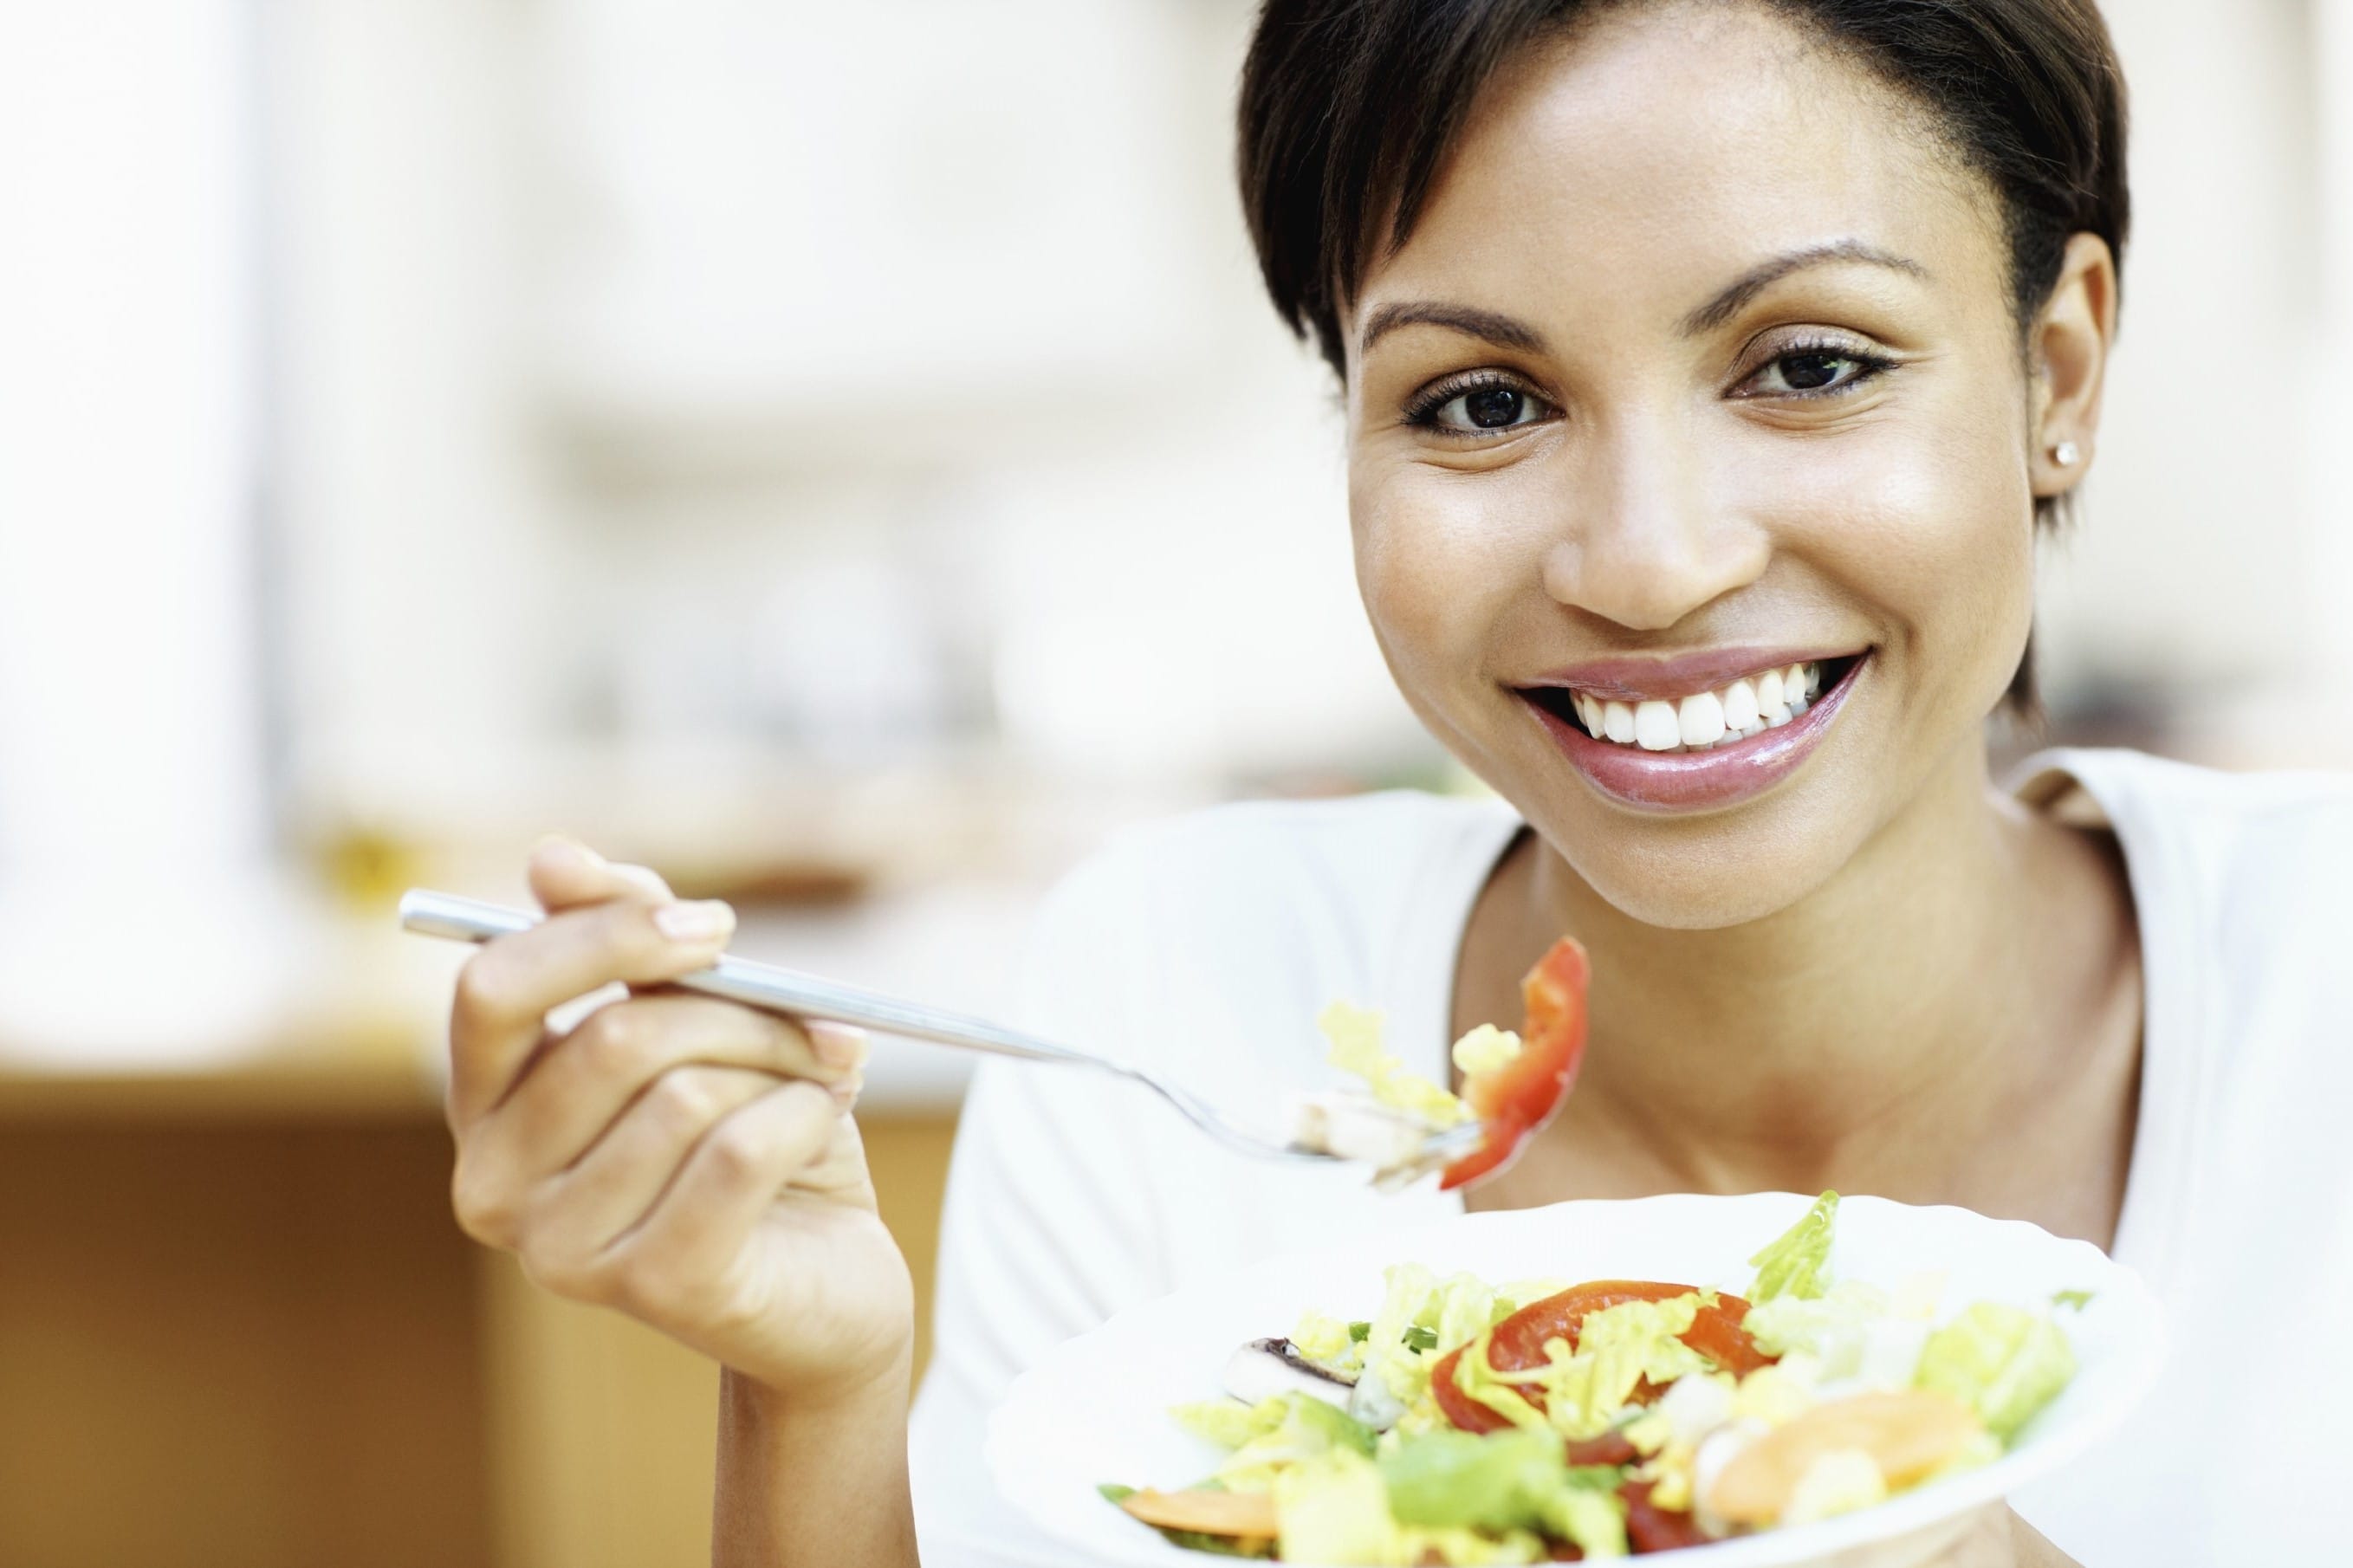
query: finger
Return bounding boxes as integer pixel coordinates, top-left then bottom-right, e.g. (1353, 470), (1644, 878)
(501, 1065), (781, 1284)
(448, 894), (737, 1126)
(472, 995), (861, 1190)
(528, 836), (672, 912)
(607, 1079), (843, 1304)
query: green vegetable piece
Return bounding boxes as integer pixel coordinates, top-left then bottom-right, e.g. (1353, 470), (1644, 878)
(1348, 1320), (1372, 1342)
(2052, 1289), (2095, 1312)
(1379, 1429), (1567, 1531)
(1171, 1398), (1275, 1450)
(1915, 1301), (2078, 1440)
(1210, 1392), (1376, 1492)
(1539, 1486), (1630, 1559)
(1749, 1190), (1840, 1302)
(1274, 1448), (1397, 1565)
(1405, 1325), (1440, 1353)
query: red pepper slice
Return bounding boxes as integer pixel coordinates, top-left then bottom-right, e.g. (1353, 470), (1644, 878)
(1440, 936), (1590, 1191)
(1429, 1280), (1773, 1435)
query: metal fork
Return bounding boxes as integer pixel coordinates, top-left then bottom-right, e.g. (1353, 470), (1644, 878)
(399, 889), (1485, 1169)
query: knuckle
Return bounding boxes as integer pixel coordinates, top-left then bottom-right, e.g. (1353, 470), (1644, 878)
(452, 950), (513, 1024)
(608, 1254), (681, 1321)
(647, 1067), (722, 1134)
(703, 1117), (769, 1183)
(517, 1234), (612, 1305)
(572, 1000), (650, 1079)
(449, 1157), (515, 1246)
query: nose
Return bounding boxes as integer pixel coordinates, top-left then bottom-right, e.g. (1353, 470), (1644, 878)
(1539, 416), (1769, 631)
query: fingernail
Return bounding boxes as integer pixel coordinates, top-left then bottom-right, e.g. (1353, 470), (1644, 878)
(808, 1020), (867, 1069)
(830, 1072), (864, 1108)
(652, 899), (734, 943)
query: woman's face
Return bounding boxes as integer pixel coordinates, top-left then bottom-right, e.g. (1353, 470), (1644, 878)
(1345, 1), (2065, 930)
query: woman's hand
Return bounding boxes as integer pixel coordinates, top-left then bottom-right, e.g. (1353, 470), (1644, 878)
(1804, 1505), (2078, 1567)
(444, 838), (915, 1403)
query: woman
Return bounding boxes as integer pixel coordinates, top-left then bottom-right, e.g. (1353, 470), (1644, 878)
(440, 2), (2351, 1564)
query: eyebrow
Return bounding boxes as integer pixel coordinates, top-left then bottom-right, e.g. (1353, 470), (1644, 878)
(1680, 241), (1929, 334)
(1358, 301), (1547, 358)
(1356, 239), (1928, 361)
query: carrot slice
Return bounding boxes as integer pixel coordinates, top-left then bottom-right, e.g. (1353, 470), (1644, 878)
(1118, 1487), (1280, 1538)
(1708, 1389), (1981, 1526)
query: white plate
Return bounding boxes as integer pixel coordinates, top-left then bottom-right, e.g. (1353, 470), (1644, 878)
(987, 1192), (2162, 1566)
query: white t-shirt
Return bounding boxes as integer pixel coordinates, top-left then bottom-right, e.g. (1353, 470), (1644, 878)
(909, 748), (2353, 1565)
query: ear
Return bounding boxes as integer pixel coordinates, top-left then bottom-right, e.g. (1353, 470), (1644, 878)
(2028, 232), (2118, 498)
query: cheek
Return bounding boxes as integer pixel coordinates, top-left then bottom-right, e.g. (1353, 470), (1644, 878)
(1750, 392), (2034, 708)
(1348, 463), (1532, 692)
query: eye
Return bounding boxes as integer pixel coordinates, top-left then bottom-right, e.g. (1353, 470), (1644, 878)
(1736, 345), (1893, 398)
(1406, 377), (1556, 435)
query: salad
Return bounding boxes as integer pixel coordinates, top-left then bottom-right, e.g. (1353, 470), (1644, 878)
(1102, 1193), (2083, 1563)
(1290, 937), (1590, 1189)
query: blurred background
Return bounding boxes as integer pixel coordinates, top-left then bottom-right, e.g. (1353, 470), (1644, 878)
(3, 1), (2348, 1564)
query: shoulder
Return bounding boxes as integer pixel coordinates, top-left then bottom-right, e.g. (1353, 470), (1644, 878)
(2015, 745), (2353, 917)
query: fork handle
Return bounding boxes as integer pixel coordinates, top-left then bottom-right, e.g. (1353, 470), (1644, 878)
(399, 889), (1124, 1073)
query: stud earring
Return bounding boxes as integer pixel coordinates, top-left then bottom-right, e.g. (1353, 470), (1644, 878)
(2051, 439), (2081, 467)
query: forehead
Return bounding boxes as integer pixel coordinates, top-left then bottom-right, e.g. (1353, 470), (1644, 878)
(1361, 2), (2004, 326)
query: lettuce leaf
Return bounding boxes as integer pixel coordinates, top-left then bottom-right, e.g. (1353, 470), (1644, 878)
(1274, 1448), (1397, 1565)
(1915, 1302), (2077, 1440)
(1745, 1279), (1928, 1391)
(1320, 1002), (1469, 1128)
(1538, 1487), (1630, 1559)
(1172, 1397), (1279, 1451)
(1379, 1429), (1627, 1532)
(1749, 1190), (1839, 1303)
(1378, 1429), (1567, 1531)
(1211, 1393), (1376, 1492)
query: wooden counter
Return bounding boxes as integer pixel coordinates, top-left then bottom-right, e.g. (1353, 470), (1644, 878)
(0, 1051), (956, 1568)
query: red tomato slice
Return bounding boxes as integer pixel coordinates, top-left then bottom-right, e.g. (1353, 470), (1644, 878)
(1441, 936), (1589, 1191)
(1429, 1280), (1773, 1435)
(1619, 1479), (1710, 1552)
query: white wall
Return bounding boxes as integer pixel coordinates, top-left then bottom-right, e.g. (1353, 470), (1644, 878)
(259, 0), (2350, 846)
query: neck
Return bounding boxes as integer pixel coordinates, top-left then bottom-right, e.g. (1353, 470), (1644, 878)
(1501, 738), (2039, 1194)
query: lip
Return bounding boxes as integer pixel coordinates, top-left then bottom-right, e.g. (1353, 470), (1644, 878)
(1524, 645), (1864, 703)
(1519, 651), (1868, 813)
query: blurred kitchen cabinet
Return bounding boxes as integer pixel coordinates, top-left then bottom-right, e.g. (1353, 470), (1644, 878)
(0, 1065), (954, 1568)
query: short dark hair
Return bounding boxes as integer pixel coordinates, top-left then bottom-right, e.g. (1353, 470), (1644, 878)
(1237, 0), (2131, 711)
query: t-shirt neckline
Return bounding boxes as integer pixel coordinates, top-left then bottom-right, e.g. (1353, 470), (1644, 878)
(1403, 752), (2190, 1273)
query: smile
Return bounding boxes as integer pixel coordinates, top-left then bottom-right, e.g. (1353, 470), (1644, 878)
(1514, 650), (1869, 812)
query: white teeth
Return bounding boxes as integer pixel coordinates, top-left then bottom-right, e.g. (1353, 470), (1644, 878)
(1634, 700), (1681, 751)
(1565, 658), (1842, 754)
(1677, 690), (1727, 748)
(1721, 678), (1760, 731)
